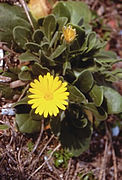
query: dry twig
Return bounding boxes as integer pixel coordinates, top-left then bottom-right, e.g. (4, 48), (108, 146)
(19, 0), (34, 30)
(32, 119), (44, 153)
(99, 137), (108, 180)
(27, 144), (61, 180)
(106, 123), (118, 180)
(65, 158), (72, 180)
(28, 134), (54, 169)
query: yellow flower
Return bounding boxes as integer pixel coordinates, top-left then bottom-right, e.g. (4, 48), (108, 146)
(28, 73), (69, 118)
(62, 25), (76, 43)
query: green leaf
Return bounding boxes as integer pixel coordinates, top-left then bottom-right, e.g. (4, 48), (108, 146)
(85, 103), (107, 121)
(87, 32), (97, 52)
(16, 113), (41, 133)
(89, 85), (103, 106)
(68, 84), (87, 104)
(50, 44), (66, 59)
(30, 109), (42, 121)
(62, 1), (91, 25)
(2, 71), (18, 81)
(51, 110), (92, 157)
(52, 2), (70, 22)
(74, 70), (94, 93)
(94, 50), (117, 63)
(43, 14), (56, 41)
(32, 62), (49, 76)
(32, 29), (44, 44)
(18, 70), (32, 81)
(0, 84), (14, 99)
(70, 25), (85, 50)
(25, 42), (42, 53)
(13, 26), (32, 49)
(0, 3), (32, 48)
(57, 17), (68, 31)
(0, 124), (10, 130)
(19, 51), (39, 62)
(103, 87), (122, 114)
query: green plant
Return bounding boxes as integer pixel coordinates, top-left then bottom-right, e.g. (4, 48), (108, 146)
(0, 1), (122, 157)
(53, 149), (72, 168)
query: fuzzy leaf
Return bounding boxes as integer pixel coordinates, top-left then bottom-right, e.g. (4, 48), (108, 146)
(94, 50), (117, 63)
(0, 84), (14, 99)
(68, 85), (87, 103)
(57, 17), (68, 31)
(0, 3), (32, 48)
(52, 2), (70, 21)
(16, 113), (41, 133)
(43, 14), (56, 41)
(32, 29), (44, 44)
(13, 26), (32, 49)
(19, 51), (39, 62)
(85, 103), (107, 121)
(25, 42), (42, 52)
(75, 70), (94, 93)
(89, 85), (103, 106)
(50, 44), (66, 59)
(103, 87), (122, 114)
(32, 62), (49, 76)
(18, 71), (32, 81)
(51, 110), (92, 157)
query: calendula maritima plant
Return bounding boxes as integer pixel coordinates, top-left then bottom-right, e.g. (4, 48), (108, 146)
(0, 1), (122, 156)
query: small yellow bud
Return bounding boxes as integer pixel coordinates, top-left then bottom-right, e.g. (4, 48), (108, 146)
(62, 25), (76, 43)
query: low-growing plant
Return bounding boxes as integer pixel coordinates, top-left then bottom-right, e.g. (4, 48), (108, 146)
(0, 1), (122, 157)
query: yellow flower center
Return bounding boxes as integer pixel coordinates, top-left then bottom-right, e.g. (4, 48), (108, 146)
(44, 91), (53, 100)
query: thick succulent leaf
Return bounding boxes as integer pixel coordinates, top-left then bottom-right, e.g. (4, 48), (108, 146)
(74, 70), (94, 93)
(0, 3), (33, 48)
(18, 51), (39, 62)
(30, 109), (42, 121)
(94, 50), (117, 63)
(41, 50), (56, 66)
(85, 103), (107, 121)
(89, 85), (103, 106)
(43, 14), (56, 41)
(32, 62), (49, 76)
(49, 31), (59, 48)
(51, 110), (92, 157)
(57, 17), (68, 31)
(53, 1), (91, 25)
(25, 42), (42, 53)
(0, 84), (14, 99)
(32, 29), (44, 44)
(16, 113), (41, 133)
(70, 25), (85, 50)
(52, 2), (71, 22)
(13, 26), (32, 49)
(68, 84), (87, 104)
(103, 87), (122, 114)
(18, 70), (32, 81)
(50, 44), (66, 59)
(63, 1), (91, 25)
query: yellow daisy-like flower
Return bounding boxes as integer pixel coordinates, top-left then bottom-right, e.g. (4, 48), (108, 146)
(62, 25), (76, 43)
(28, 73), (69, 118)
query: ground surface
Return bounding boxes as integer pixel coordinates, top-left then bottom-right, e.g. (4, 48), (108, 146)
(0, 0), (122, 180)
